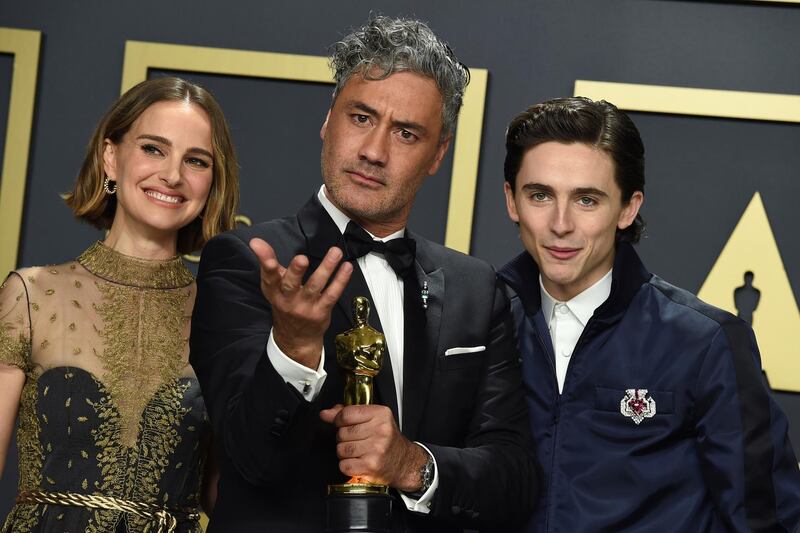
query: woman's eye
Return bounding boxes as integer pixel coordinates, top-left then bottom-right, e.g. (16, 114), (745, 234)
(141, 143), (163, 156)
(186, 157), (211, 169)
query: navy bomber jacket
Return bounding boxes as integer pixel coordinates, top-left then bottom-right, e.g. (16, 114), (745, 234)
(499, 242), (800, 533)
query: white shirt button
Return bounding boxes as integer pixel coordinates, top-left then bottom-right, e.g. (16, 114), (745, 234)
(560, 349), (571, 358)
(557, 304), (569, 314)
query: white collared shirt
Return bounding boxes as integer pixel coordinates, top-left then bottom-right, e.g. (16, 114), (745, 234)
(540, 269), (612, 393)
(266, 185), (436, 513)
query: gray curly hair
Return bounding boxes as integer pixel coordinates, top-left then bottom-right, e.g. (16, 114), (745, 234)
(329, 15), (470, 141)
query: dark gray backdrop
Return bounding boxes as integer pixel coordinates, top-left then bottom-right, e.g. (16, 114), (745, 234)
(1, 0), (798, 518)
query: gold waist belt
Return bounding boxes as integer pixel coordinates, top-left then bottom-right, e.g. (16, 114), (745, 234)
(15, 490), (200, 533)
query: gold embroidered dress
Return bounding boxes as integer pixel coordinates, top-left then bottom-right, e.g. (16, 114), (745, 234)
(0, 242), (206, 532)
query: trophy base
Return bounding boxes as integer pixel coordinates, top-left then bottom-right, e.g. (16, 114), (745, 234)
(325, 484), (392, 533)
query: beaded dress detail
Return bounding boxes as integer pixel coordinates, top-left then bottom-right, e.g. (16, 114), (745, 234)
(0, 242), (207, 533)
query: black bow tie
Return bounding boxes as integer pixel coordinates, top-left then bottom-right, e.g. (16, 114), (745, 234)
(343, 221), (416, 278)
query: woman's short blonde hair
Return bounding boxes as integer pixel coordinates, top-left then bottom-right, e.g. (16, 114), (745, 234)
(64, 77), (240, 254)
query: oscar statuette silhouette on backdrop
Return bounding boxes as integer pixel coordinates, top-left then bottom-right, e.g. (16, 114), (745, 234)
(734, 270), (761, 326)
(733, 271), (771, 388)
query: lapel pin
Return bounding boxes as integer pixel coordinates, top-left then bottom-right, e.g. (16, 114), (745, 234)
(620, 388), (656, 425)
(421, 281), (429, 310)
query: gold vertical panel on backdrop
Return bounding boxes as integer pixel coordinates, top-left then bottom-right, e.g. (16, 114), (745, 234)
(121, 41), (488, 254)
(574, 80), (800, 392)
(445, 67), (487, 253)
(0, 27), (41, 276)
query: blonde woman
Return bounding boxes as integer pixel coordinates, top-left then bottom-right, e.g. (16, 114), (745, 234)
(0, 76), (239, 532)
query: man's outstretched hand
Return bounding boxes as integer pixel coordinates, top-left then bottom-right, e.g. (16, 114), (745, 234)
(249, 238), (353, 370)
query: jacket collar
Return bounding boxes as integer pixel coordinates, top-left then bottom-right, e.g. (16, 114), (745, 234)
(540, 268), (613, 327)
(498, 241), (652, 327)
(297, 193), (347, 259)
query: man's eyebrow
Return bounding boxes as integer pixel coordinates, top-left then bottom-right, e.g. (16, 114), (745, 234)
(351, 101), (379, 117)
(520, 182), (555, 194)
(349, 101), (428, 136)
(137, 134), (213, 159)
(572, 187), (608, 197)
(519, 183), (609, 198)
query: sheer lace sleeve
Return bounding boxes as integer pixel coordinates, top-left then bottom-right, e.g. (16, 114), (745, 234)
(0, 272), (32, 371)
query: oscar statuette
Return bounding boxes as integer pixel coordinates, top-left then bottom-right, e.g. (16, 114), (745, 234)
(325, 296), (393, 533)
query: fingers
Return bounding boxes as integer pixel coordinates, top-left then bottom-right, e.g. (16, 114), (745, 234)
(250, 238), (285, 286)
(321, 406), (378, 445)
(336, 420), (372, 443)
(319, 404), (344, 424)
(335, 431), (385, 483)
(334, 405), (394, 439)
(336, 438), (370, 460)
(281, 255), (310, 293)
(337, 458), (369, 480)
(250, 241), (349, 299)
(322, 405), (403, 486)
(249, 237), (273, 263)
(250, 240), (349, 299)
(304, 247), (345, 294)
(322, 405), (393, 439)
(321, 260), (353, 307)
(320, 404), (379, 430)
(334, 404), (378, 427)
(248, 240), (353, 369)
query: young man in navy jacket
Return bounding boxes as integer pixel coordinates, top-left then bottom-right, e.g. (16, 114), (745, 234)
(498, 96), (800, 532)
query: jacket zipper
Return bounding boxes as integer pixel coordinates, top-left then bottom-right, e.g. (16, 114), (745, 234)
(545, 318), (599, 531)
(533, 326), (560, 533)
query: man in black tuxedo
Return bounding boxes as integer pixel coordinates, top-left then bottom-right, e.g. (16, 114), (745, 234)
(190, 15), (538, 532)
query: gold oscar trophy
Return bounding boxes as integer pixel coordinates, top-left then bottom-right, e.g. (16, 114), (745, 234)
(325, 296), (393, 533)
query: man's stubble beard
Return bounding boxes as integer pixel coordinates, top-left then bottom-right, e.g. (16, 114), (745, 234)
(320, 148), (402, 224)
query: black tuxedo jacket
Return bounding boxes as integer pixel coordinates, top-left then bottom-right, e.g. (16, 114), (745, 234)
(190, 195), (538, 532)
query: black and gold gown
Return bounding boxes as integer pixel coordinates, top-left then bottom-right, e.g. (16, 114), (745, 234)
(0, 242), (208, 533)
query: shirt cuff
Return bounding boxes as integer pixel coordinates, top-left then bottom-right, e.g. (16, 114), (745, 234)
(398, 442), (439, 514)
(266, 329), (327, 401)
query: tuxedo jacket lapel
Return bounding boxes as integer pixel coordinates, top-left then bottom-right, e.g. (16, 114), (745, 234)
(297, 194), (345, 261)
(402, 236), (443, 441)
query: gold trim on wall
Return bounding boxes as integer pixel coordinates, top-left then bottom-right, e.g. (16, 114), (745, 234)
(574, 80), (800, 123)
(0, 27), (41, 276)
(121, 41), (488, 254)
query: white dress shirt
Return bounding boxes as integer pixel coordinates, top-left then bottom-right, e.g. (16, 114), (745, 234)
(266, 185), (437, 513)
(540, 269), (612, 393)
